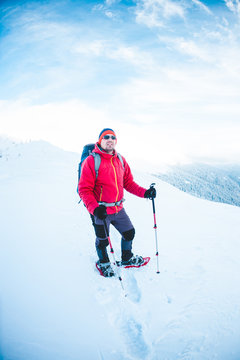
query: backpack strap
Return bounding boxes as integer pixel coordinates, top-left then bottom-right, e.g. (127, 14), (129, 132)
(91, 152), (101, 179)
(91, 152), (124, 180)
(117, 153), (125, 171)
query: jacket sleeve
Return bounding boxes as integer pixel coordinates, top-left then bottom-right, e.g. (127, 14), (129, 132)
(78, 156), (99, 215)
(123, 157), (147, 198)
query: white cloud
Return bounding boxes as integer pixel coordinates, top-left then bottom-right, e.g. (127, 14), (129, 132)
(73, 40), (153, 68)
(92, 1), (118, 18)
(136, 0), (185, 28)
(105, 60), (240, 136)
(191, 0), (212, 15)
(225, 0), (240, 16)
(105, 0), (118, 5)
(105, 10), (115, 18)
(162, 36), (213, 62)
(179, 41), (210, 62)
(107, 45), (153, 67)
(73, 40), (107, 56)
(0, 100), (112, 152)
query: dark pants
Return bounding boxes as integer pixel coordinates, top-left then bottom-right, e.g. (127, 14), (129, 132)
(93, 208), (135, 263)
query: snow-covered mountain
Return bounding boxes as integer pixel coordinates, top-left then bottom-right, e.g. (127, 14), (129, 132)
(154, 163), (240, 208)
(1, 139), (240, 360)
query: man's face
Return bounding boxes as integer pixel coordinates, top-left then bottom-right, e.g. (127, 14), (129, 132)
(100, 134), (117, 153)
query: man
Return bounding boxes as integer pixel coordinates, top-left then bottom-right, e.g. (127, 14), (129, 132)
(78, 128), (156, 277)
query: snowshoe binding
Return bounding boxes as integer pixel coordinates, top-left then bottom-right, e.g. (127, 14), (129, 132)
(96, 261), (115, 277)
(117, 255), (150, 268)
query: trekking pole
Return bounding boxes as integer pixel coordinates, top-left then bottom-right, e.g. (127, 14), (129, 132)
(150, 183), (160, 274)
(103, 219), (127, 296)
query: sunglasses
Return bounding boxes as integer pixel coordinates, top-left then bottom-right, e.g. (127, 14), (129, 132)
(103, 135), (116, 140)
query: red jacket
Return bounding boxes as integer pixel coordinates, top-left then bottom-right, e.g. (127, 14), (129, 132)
(78, 144), (147, 215)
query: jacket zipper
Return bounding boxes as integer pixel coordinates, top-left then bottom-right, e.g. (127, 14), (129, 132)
(99, 186), (103, 202)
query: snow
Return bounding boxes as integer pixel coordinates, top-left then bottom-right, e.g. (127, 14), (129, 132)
(1, 139), (240, 360)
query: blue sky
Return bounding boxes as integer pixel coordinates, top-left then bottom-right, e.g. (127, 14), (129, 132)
(1, 0), (240, 167)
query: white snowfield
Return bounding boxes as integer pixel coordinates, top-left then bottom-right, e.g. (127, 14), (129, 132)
(0, 139), (240, 360)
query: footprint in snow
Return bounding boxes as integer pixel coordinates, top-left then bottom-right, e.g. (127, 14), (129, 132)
(124, 272), (141, 303)
(116, 315), (150, 359)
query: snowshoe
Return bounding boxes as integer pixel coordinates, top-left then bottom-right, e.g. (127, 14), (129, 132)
(96, 261), (115, 277)
(117, 255), (150, 268)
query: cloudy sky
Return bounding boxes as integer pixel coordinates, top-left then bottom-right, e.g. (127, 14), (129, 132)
(1, 0), (240, 168)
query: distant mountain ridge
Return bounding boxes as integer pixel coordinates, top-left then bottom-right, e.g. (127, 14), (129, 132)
(154, 163), (240, 207)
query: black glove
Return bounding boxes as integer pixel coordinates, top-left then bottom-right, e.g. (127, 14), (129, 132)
(93, 205), (107, 220)
(144, 187), (156, 199)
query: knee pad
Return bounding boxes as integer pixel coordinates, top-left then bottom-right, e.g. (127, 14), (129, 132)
(96, 238), (109, 249)
(122, 228), (135, 241)
(95, 224), (106, 239)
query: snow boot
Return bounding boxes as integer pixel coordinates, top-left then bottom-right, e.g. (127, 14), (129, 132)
(96, 261), (115, 277)
(121, 255), (145, 266)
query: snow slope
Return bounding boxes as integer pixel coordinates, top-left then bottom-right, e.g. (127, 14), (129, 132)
(0, 140), (240, 360)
